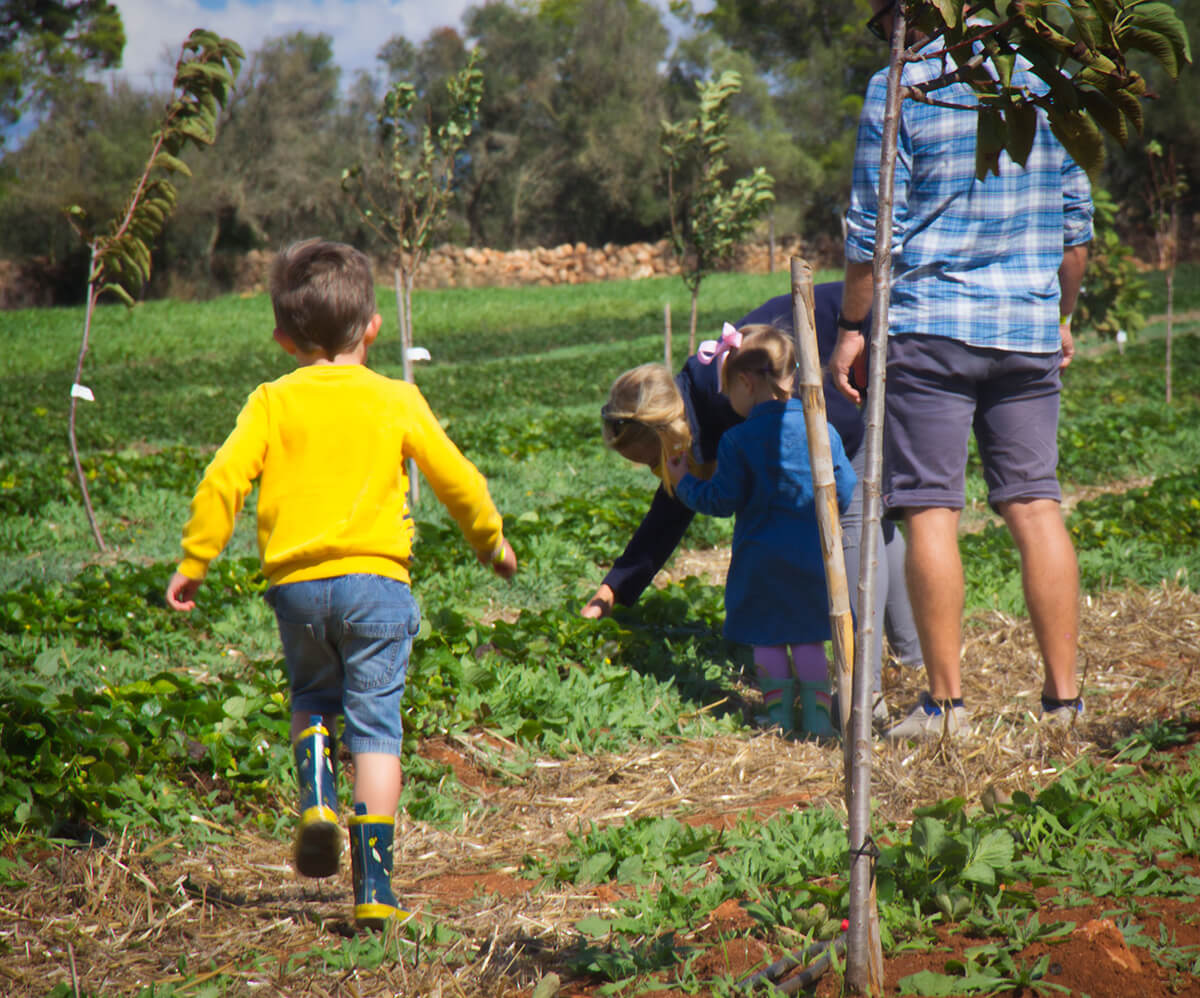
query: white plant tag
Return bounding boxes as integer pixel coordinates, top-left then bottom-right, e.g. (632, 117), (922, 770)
(71, 383), (95, 401)
(406, 347), (431, 362)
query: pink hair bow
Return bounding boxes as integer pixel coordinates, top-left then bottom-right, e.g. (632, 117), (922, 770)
(697, 323), (741, 365)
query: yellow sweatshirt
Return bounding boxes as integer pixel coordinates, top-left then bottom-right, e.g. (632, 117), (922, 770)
(178, 364), (503, 586)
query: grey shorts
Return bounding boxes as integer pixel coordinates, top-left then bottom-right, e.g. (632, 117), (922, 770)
(882, 334), (1063, 515)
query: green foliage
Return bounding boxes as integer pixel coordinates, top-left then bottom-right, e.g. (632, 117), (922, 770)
(902, 1), (1192, 178)
(0, 0), (125, 136)
(67, 29), (244, 303)
(1076, 188), (1150, 340)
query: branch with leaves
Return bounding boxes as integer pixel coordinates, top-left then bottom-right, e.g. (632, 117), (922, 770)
(661, 69), (775, 352)
(900, 0), (1191, 177)
(64, 29), (243, 551)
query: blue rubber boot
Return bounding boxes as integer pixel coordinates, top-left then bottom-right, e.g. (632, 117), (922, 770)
(349, 802), (411, 930)
(796, 681), (837, 740)
(292, 715), (340, 878)
(759, 679), (797, 735)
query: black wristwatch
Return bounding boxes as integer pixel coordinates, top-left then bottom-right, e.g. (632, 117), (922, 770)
(836, 312), (870, 332)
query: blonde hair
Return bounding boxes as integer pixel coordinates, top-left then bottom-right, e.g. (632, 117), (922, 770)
(721, 324), (797, 400)
(601, 364), (694, 493)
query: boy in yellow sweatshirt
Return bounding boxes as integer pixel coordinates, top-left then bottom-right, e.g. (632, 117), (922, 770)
(165, 239), (516, 929)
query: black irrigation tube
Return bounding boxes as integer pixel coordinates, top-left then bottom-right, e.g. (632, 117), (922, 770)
(738, 934), (848, 994)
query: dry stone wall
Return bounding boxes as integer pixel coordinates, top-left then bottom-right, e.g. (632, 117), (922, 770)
(234, 235), (828, 295)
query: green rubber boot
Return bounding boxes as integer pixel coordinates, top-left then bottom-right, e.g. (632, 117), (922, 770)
(796, 681), (837, 740)
(759, 679), (797, 736)
(292, 715), (341, 878)
(349, 802), (411, 930)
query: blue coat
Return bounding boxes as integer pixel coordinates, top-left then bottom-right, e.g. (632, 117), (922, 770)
(675, 399), (856, 646)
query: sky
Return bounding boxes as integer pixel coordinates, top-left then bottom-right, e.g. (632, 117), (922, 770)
(114, 0), (699, 91)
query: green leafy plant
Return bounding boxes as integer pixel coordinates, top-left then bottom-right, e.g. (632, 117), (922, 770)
(63, 29), (242, 551)
(1075, 187), (1150, 340)
(661, 69), (775, 351)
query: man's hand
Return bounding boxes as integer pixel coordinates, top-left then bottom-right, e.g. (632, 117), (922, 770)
(165, 571), (201, 611)
(1059, 319), (1075, 369)
(831, 329), (867, 404)
(581, 583), (615, 619)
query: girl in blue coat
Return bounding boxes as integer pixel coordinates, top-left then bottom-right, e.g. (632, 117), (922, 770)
(665, 325), (856, 738)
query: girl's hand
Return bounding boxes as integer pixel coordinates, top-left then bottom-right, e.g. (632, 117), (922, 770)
(665, 452), (688, 485)
(582, 584), (615, 619)
(165, 571), (201, 611)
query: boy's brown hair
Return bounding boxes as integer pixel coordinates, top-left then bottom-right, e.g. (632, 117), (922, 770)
(721, 324), (796, 400)
(270, 239), (377, 358)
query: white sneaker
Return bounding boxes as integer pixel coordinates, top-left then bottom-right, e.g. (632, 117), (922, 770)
(886, 692), (972, 741)
(1037, 697), (1084, 727)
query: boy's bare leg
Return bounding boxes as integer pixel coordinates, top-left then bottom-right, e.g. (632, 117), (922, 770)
(353, 753), (403, 816)
(903, 507), (964, 701)
(998, 498), (1080, 701)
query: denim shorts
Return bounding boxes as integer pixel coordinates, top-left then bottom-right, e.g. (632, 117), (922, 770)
(883, 334), (1063, 515)
(265, 574), (421, 756)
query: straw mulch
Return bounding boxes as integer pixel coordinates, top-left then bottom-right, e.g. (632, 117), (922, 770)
(2, 582), (1197, 997)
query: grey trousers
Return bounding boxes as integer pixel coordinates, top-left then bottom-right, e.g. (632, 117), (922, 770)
(840, 447), (924, 692)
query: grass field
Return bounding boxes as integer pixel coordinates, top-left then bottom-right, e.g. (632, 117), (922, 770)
(1, 269), (1199, 996)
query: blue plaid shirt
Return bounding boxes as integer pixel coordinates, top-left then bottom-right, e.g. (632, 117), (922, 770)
(845, 45), (1093, 353)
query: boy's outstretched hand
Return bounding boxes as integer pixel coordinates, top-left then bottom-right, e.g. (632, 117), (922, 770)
(480, 538), (518, 580)
(165, 571), (202, 611)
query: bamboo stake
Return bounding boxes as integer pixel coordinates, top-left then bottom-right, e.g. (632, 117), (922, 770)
(788, 260), (854, 739)
(790, 258), (882, 995)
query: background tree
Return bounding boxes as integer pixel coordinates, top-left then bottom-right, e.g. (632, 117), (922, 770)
(65, 29), (242, 549)
(661, 69), (775, 351)
(691, 0), (880, 239)
(172, 32), (363, 289)
(0, 80), (162, 296)
(0, 0), (125, 145)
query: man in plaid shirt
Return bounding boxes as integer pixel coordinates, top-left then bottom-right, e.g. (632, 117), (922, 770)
(831, 0), (1093, 740)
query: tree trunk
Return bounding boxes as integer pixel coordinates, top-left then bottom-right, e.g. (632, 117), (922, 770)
(70, 251), (107, 552)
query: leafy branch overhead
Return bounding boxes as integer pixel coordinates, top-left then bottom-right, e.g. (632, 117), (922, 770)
(65, 29), (245, 305)
(901, 0), (1192, 178)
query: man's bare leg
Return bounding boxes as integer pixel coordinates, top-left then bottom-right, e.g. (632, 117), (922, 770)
(998, 498), (1079, 701)
(903, 507), (964, 701)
